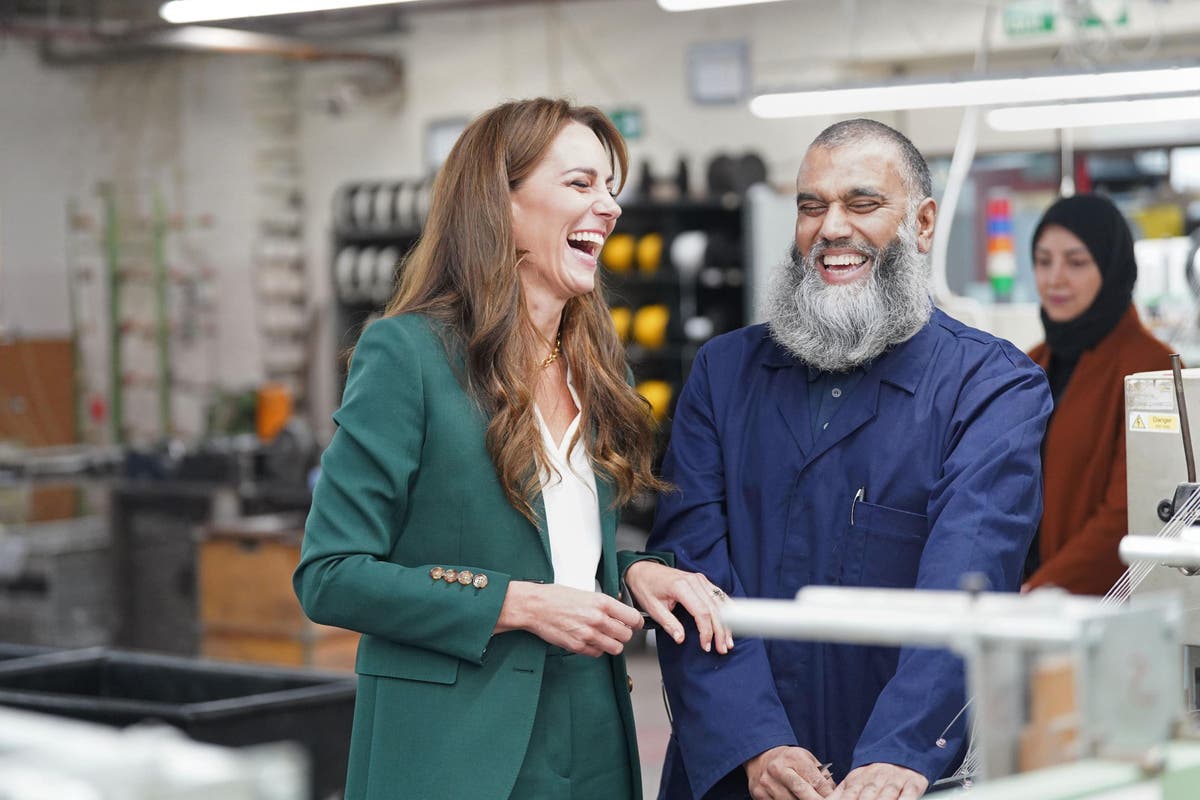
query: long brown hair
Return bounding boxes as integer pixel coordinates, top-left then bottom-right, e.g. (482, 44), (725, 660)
(385, 98), (665, 522)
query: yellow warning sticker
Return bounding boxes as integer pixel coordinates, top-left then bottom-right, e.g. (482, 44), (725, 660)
(1129, 412), (1179, 433)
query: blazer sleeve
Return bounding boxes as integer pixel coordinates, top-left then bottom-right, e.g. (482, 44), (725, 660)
(293, 318), (510, 665)
(852, 346), (1052, 780)
(647, 346), (801, 798)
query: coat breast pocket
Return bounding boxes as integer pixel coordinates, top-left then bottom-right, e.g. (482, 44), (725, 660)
(839, 500), (929, 588)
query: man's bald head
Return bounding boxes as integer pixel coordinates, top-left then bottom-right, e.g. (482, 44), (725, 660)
(809, 118), (932, 204)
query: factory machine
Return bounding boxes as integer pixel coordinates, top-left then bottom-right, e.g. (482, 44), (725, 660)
(1125, 364), (1200, 699)
(719, 361), (1200, 799)
(723, 587), (1199, 799)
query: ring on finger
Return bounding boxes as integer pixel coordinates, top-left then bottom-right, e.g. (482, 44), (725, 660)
(711, 588), (726, 599)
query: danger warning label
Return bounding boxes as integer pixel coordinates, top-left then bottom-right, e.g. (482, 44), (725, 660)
(1129, 411), (1179, 433)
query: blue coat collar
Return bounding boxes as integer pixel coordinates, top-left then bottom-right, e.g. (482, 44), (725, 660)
(760, 310), (941, 463)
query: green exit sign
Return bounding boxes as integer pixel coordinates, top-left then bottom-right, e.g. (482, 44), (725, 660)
(609, 108), (644, 141)
(1003, 0), (1128, 38)
(1080, 3), (1129, 27)
(1004, 1), (1055, 36)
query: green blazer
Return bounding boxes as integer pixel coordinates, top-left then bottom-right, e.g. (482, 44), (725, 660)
(294, 314), (653, 800)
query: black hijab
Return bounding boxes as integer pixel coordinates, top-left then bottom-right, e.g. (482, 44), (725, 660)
(1032, 193), (1137, 361)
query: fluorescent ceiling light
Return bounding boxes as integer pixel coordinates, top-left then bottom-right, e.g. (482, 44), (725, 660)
(160, 0), (421, 23)
(658, 0), (791, 9)
(987, 95), (1200, 131)
(143, 25), (319, 53)
(750, 65), (1200, 119)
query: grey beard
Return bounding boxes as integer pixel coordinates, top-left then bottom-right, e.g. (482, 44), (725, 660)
(765, 223), (933, 373)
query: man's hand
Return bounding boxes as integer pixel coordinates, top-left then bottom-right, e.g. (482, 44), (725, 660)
(745, 746), (834, 800)
(827, 763), (927, 800)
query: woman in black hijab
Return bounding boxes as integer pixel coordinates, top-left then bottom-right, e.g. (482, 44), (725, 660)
(1023, 193), (1174, 594)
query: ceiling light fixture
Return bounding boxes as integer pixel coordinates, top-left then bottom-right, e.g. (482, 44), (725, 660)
(160, 0), (422, 24)
(986, 95), (1200, 131)
(750, 65), (1200, 119)
(657, 0), (791, 10)
(143, 25), (320, 53)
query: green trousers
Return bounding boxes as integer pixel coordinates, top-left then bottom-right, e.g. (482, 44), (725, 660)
(509, 648), (635, 799)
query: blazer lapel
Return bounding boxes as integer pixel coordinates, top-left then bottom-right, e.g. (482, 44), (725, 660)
(596, 476), (618, 596)
(531, 492), (553, 566)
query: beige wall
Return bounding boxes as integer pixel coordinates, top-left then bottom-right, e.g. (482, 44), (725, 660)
(3, 0), (1198, 432)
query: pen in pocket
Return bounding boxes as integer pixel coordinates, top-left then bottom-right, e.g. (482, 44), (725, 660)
(850, 486), (865, 525)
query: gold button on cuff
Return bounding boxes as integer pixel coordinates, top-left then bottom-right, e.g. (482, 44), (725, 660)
(443, 569), (458, 583)
(626, 674), (634, 693)
(457, 570), (473, 585)
(472, 573), (489, 589)
(429, 567), (445, 580)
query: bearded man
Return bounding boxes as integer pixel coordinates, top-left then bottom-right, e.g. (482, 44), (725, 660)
(644, 119), (1052, 800)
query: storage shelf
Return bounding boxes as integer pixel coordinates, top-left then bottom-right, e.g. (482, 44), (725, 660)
(332, 229), (421, 245)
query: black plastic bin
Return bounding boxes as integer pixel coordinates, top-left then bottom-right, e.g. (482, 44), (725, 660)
(0, 647), (355, 800)
(0, 643), (53, 662)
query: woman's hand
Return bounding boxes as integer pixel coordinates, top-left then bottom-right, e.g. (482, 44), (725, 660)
(623, 560), (733, 654)
(495, 581), (644, 657)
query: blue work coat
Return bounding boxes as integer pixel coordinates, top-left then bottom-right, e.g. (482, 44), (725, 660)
(648, 310), (1052, 799)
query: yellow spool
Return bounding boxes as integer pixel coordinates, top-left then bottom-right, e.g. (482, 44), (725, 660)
(609, 306), (632, 343)
(637, 380), (673, 423)
(633, 304), (669, 349)
(636, 232), (664, 275)
(256, 382), (293, 442)
(601, 233), (636, 273)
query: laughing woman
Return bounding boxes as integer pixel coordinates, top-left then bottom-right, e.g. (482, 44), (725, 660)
(294, 98), (730, 800)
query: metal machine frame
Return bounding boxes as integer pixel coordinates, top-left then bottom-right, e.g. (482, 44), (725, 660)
(722, 586), (1183, 785)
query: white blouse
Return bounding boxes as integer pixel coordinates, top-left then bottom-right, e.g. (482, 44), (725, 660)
(533, 366), (602, 592)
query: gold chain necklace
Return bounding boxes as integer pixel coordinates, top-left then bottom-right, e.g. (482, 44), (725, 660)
(540, 335), (562, 369)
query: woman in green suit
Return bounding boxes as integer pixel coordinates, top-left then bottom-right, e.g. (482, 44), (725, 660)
(295, 98), (731, 800)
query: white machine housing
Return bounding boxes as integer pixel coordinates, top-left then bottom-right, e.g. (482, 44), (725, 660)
(1126, 367), (1200, 710)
